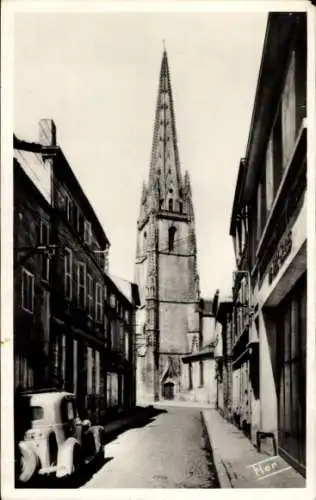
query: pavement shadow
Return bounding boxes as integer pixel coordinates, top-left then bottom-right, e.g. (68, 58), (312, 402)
(104, 406), (167, 445)
(16, 406), (167, 489)
(19, 456), (114, 489)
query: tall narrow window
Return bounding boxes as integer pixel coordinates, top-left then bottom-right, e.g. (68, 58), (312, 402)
(189, 363), (193, 390)
(40, 219), (50, 282)
(199, 361), (204, 387)
(95, 282), (103, 322)
(107, 373), (111, 407)
(65, 193), (72, 222)
(168, 226), (176, 252)
(273, 110), (283, 195)
(61, 334), (66, 389)
(295, 31), (307, 134)
(87, 274), (93, 317)
(84, 220), (92, 245)
(73, 339), (78, 394)
(91, 349), (96, 396)
(179, 201), (183, 213)
(143, 231), (147, 254)
(77, 210), (85, 236)
(73, 204), (79, 231)
(21, 268), (35, 313)
(95, 351), (100, 395)
(256, 183), (262, 243)
(125, 332), (129, 360)
(282, 51), (296, 169)
(77, 262), (86, 309)
(87, 347), (92, 394)
(265, 136), (274, 214)
(64, 248), (73, 300)
(169, 199), (173, 211)
(260, 167), (267, 234)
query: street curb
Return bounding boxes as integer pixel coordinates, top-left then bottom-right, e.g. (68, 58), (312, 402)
(201, 411), (233, 489)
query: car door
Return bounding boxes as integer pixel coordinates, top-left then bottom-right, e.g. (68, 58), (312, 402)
(62, 397), (81, 442)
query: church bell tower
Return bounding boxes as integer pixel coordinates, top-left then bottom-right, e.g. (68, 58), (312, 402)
(135, 48), (200, 402)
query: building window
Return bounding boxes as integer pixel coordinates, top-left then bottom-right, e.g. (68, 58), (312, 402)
(65, 193), (72, 222)
(61, 334), (66, 389)
(77, 262), (86, 309)
(95, 351), (100, 395)
(21, 268), (34, 313)
(189, 363), (193, 390)
(73, 339), (78, 394)
(95, 282), (103, 322)
(143, 231), (147, 253)
(169, 199), (173, 211)
(256, 183), (262, 243)
(52, 333), (60, 382)
(74, 206), (85, 237)
(110, 293), (116, 309)
(106, 373), (111, 406)
(282, 50), (296, 169)
(64, 248), (73, 300)
(73, 203), (79, 232)
(84, 220), (92, 245)
(87, 347), (92, 394)
(199, 361), (204, 387)
(124, 332), (129, 360)
(168, 226), (176, 252)
(39, 219), (50, 282)
(260, 167), (267, 235)
(273, 110), (283, 196)
(265, 136), (274, 214)
(179, 201), (183, 213)
(87, 274), (93, 317)
(95, 249), (106, 272)
(112, 373), (118, 406)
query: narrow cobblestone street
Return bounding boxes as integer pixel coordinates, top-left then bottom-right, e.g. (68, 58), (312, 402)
(83, 406), (219, 488)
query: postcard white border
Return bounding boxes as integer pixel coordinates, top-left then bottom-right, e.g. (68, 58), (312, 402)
(1, 1), (315, 499)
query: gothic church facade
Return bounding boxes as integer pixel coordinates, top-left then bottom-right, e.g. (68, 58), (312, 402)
(135, 49), (201, 402)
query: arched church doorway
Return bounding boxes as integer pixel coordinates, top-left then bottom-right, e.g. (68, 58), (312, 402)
(162, 381), (174, 400)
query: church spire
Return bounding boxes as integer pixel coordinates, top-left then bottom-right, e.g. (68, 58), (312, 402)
(148, 49), (182, 211)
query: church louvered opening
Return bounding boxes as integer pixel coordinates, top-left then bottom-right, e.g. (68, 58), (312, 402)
(168, 226), (176, 252)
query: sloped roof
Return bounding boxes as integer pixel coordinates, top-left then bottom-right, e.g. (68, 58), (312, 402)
(109, 274), (132, 302)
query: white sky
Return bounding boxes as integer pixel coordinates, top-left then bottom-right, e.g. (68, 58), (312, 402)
(14, 11), (267, 299)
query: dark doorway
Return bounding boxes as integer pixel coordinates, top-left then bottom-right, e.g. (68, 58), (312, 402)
(162, 382), (174, 400)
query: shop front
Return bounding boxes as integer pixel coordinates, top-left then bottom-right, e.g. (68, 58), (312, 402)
(258, 192), (306, 476)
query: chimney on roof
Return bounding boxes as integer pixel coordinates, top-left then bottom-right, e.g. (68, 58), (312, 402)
(39, 119), (57, 146)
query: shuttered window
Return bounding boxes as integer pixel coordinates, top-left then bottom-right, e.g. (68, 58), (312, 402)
(282, 51), (296, 170)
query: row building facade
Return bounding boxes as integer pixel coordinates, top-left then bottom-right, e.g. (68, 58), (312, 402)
(220, 12), (307, 477)
(14, 119), (139, 424)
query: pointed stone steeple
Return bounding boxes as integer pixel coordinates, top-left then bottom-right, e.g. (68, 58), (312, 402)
(135, 48), (201, 403)
(148, 49), (183, 212)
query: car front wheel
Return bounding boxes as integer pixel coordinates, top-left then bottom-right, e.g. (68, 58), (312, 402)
(18, 442), (38, 484)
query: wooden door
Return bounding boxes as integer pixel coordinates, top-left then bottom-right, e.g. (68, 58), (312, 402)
(278, 273), (306, 476)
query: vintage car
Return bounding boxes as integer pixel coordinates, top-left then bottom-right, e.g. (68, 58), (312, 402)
(16, 390), (106, 484)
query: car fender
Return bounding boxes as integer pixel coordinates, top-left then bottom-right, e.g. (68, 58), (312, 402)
(56, 437), (80, 478)
(90, 425), (105, 454)
(18, 441), (38, 483)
